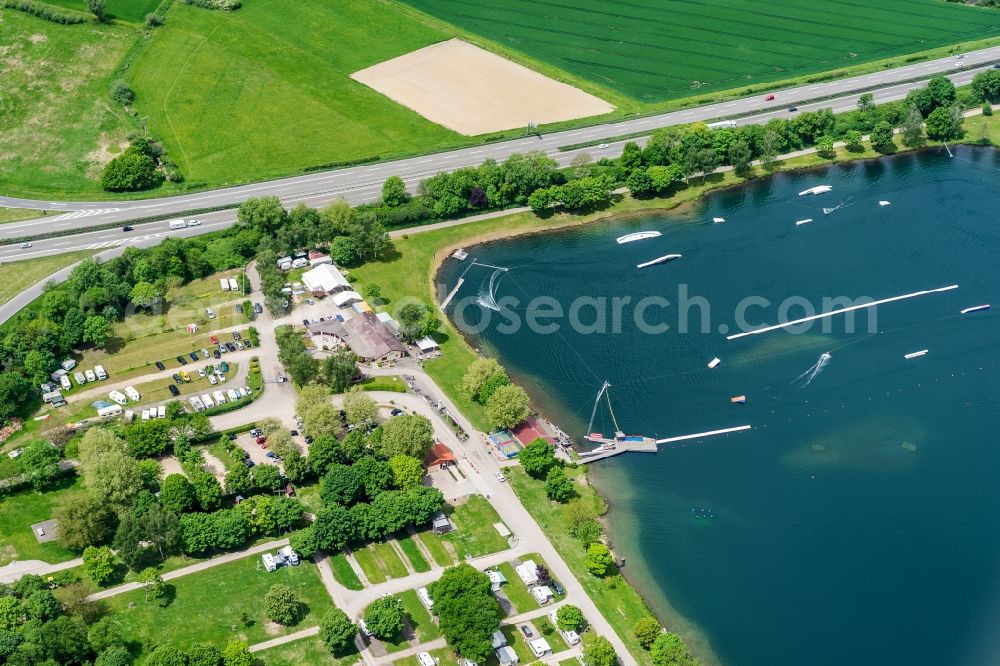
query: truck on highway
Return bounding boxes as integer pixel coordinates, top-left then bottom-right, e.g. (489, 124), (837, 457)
(706, 120), (738, 129)
(168, 219), (187, 230)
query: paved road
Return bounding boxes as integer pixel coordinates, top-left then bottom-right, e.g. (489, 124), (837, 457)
(1, 47), (997, 254)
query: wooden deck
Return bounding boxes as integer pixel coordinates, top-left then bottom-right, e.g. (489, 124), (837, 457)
(576, 440), (658, 464)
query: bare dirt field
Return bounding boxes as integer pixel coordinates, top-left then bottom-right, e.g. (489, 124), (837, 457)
(350, 39), (614, 136)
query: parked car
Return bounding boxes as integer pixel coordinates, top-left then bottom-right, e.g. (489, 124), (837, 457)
(176, 356), (187, 365)
(220, 361), (230, 373)
(172, 373), (182, 384)
(304, 435), (313, 444)
(235, 341), (244, 350)
(256, 436), (266, 445)
(235, 304), (243, 314)
(196, 369), (206, 378)
(302, 319), (310, 326)
(210, 335), (219, 344)
(168, 384), (180, 396)
(209, 375), (217, 385)
(155, 361), (166, 370)
(233, 332), (241, 340)
(290, 430), (299, 437)
(189, 352), (199, 362)
(227, 433), (237, 441)
(495, 471), (506, 482)
(225, 342), (236, 352)
(551, 580), (565, 596)
(254, 303), (263, 314)
(244, 459), (255, 469)
(765, 94), (775, 101)
(213, 349), (221, 359)
(179, 371), (191, 382)
(250, 428), (262, 437)
(305, 298), (315, 305)
(390, 408), (404, 417)
(201, 348), (210, 358)
(520, 625), (533, 638)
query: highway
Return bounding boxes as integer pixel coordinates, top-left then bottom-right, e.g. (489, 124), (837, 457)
(1, 43), (997, 249)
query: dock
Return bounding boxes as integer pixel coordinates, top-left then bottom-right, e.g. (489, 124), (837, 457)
(577, 440), (658, 464)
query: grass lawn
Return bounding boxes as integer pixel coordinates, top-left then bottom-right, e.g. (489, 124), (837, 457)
(496, 562), (536, 614)
(507, 467), (653, 663)
(403, 0), (1000, 103)
(358, 375), (407, 393)
(0, 475), (85, 565)
(0, 250), (97, 304)
(398, 589), (441, 642)
(371, 540), (410, 578)
(441, 495), (510, 559)
(0, 12), (138, 198)
(329, 552), (364, 591)
(207, 439), (242, 472)
(126, 0), (460, 188)
(414, 529), (453, 568)
(104, 556), (334, 655)
(395, 533), (430, 573)
(537, 616), (569, 653)
(486, 626), (535, 666)
(394, 648), (460, 666)
(352, 546), (386, 585)
(0, 209), (51, 225)
(254, 635), (360, 666)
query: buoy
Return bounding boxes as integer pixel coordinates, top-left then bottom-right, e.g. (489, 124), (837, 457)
(730, 395), (746, 404)
(713, 217), (725, 223)
(878, 200), (891, 206)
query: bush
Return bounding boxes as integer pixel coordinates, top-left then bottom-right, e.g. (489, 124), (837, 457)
(111, 81), (134, 106)
(0, 0), (87, 23)
(263, 584), (302, 626)
(984, 104), (994, 117)
(180, 0), (241, 9)
(145, 12), (164, 26)
(100, 147), (164, 192)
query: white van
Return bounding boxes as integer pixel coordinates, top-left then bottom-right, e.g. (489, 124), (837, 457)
(206, 307), (215, 320)
(168, 219), (186, 230)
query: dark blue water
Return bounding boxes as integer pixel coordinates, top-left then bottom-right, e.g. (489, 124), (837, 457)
(438, 148), (1000, 666)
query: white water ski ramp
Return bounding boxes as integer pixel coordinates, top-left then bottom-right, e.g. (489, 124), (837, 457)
(799, 185), (832, 196)
(655, 424), (752, 444)
(726, 284), (959, 340)
(961, 304), (990, 314)
(904, 350), (928, 359)
(617, 231), (661, 244)
(637, 254), (682, 269)
(795, 218), (813, 226)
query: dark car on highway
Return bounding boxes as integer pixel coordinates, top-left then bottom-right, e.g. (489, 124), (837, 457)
(168, 384), (180, 397)
(122, 225), (133, 232)
(155, 361), (165, 370)
(176, 356), (187, 365)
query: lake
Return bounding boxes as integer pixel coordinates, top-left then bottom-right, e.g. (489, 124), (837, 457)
(437, 147), (1000, 666)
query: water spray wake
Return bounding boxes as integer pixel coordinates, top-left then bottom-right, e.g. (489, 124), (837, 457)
(793, 352), (832, 387)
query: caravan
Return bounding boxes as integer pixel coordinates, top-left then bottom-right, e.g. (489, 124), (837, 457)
(201, 393), (215, 408)
(59, 375), (72, 391)
(109, 390), (128, 406)
(94, 365), (108, 380)
(97, 404), (123, 419)
(124, 386), (141, 402)
(220, 278), (230, 291)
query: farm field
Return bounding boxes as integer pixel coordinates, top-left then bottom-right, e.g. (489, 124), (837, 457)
(0, 250), (97, 304)
(126, 0), (461, 187)
(0, 12), (137, 198)
(400, 0), (1000, 102)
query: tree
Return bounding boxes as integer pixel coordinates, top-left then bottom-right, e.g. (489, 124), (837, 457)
(191, 471), (223, 510)
(625, 168), (654, 197)
(0, 597), (20, 632)
(25, 589), (62, 621)
(556, 605), (585, 632)
(137, 567), (167, 605)
(263, 583), (303, 626)
(18, 441), (61, 490)
(82, 545), (117, 586)
(0, 371), (30, 424)
(972, 69), (1000, 103)
(728, 140), (752, 177)
(100, 149), (162, 192)
(388, 454), (424, 489)
(82, 448), (143, 514)
(619, 141), (643, 171)
(318, 608), (357, 654)
(54, 493), (116, 550)
(485, 383), (530, 430)
(85, 0), (105, 22)
(313, 504), (355, 551)
(328, 236), (359, 266)
(225, 463), (253, 496)
(237, 196), (288, 235)
(463, 358), (508, 403)
(582, 636), (618, 666)
(377, 414), (434, 459)
(586, 542), (613, 576)
(519, 438), (555, 478)
(815, 135), (835, 158)
(634, 617), (662, 650)
(320, 464), (362, 505)
(844, 130), (863, 152)
(650, 632), (697, 666)
(145, 643), (189, 666)
(397, 302), (431, 342)
(925, 105), (963, 141)
(160, 474), (196, 513)
(343, 385), (377, 426)
(545, 467), (573, 503)
(857, 93), (875, 116)
(186, 644), (222, 666)
(760, 129), (780, 169)
(901, 105), (925, 147)
(307, 435), (343, 476)
(926, 75), (956, 111)
(221, 640), (252, 666)
(429, 564), (503, 663)
(870, 121), (895, 151)
(95, 645), (132, 666)
(251, 463), (283, 491)
(319, 347), (357, 393)
(364, 595), (404, 639)
(381, 176), (408, 207)
(129, 281), (161, 309)
(143, 504), (180, 560)
(88, 616), (124, 653)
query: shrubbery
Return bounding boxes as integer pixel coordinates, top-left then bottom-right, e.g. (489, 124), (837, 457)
(180, 0), (241, 9)
(0, 0), (87, 23)
(100, 141), (164, 192)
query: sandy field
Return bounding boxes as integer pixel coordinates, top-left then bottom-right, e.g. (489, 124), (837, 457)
(351, 39), (615, 136)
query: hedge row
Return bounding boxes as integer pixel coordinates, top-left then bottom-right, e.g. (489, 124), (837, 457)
(1, 0), (88, 23)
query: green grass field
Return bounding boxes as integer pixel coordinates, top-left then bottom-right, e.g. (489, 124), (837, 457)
(0, 209), (50, 225)
(329, 552), (364, 590)
(0, 476), (85, 566)
(0, 250), (97, 304)
(413, 529), (454, 567)
(398, 589), (440, 642)
(352, 546), (386, 584)
(395, 533), (431, 572)
(402, 0), (1000, 102)
(126, 0), (460, 187)
(371, 540), (410, 578)
(441, 495), (509, 559)
(104, 556), (334, 655)
(255, 636), (359, 666)
(0, 13), (137, 197)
